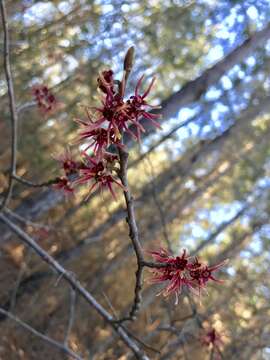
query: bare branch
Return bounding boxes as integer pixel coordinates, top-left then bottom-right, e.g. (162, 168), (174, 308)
(0, 0), (19, 210)
(17, 100), (37, 113)
(9, 248), (31, 312)
(0, 308), (83, 360)
(0, 213), (149, 360)
(4, 207), (51, 230)
(118, 148), (145, 322)
(64, 288), (77, 346)
(12, 174), (59, 188)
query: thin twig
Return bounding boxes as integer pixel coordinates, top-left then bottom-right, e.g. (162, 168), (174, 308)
(9, 249), (31, 312)
(0, 308), (83, 360)
(123, 325), (161, 355)
(12, 174), (59, 188)
(102, 291), (118, 319)
(100, 291), (157, 355)
(17, 100), (37, 113)
(118, 148), (145, 322)
(5, 207), (51, 230)
(0, 213), (149, 360)
(64, 288), (77, 346)
(0, 0), (19, 210)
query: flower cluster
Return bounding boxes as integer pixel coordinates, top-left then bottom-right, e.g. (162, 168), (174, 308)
(76, 69), (160, 148)
(53, 149), (81, 195)
(201, 328), (223, 348)
(54, 64), (160, 198)
(201, 327), (223, 360)
(149, 248), (226, 304)
(32, 85), (57, 113)
(74, 152), (125, 200)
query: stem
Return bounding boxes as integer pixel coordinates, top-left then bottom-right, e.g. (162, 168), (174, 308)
(64, 288), (76, 346)
(0, 0), (19, 210)
(13, 174), (59, 188)
(118, 148), (145, 321)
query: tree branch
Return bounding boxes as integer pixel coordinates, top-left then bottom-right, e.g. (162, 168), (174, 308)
(0, 213), (149, 360)
(0, 0), (19, 210)
(0, 307), (82, 360)
(64, 288), (77, 346)
(17, 100), (37, 113)
(118, 148), (145, 322)
(12, 174), (59, 188)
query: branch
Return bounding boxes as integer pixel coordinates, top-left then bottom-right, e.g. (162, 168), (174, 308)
(0, 308), (82, 360)
(12, 174), (59, 188)
(4, 207), (51, 230)
(9, 247), (32, 312)
(4, 128), (267, 313)
(0, 0), (19, 210)
(0, 213), (149, 360)
(17, 100), (37, 113)
(64, 288), (77, 346)
(118, 148), (145, 322)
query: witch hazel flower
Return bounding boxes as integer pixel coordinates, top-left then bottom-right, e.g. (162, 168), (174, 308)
(201, 327), (224, 360)
(52, 149), (83, 195)
(201, 328), (223, 348)
(54, 148), (80, 177)
(126, 75), (161, 141)
(148, 248), (227, 304)
(75, 69), (161, 147)
(189, 261), (226, 289)
(32, 85), (57, 114)
(53, 176), (74, 195)
(75, 152), (125, 200)
(148, 248), (196, 304)
(55, 47), (161, 200)
(75, 116), (124, 159)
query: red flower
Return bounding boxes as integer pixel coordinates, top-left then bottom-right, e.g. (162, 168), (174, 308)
(201, 328), (223, 348)
(148, 248), (227, 303)
(75, 72), (161, 146)
(126, 75), (161, 140)
(75, 118), (124, 158)
(97, 69), (115, 97)
(53, 177), (74, 195)
(201, 327), (224, 360)
(75, 152), (125, 200)
(32, 85), (57, 113)
(56, 64), (161, 202)
(148, 249), (195, 304)
(189, 261), (227, 288)
(54, 148), (80, 176)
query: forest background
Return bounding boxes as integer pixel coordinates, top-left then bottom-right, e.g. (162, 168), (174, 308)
(0, 0), (270, 359)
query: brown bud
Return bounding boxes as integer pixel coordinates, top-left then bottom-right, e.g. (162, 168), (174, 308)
(124, 46), (135, 72)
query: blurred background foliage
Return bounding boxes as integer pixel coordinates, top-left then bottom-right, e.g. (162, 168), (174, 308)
(0, 0), (270, 359)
